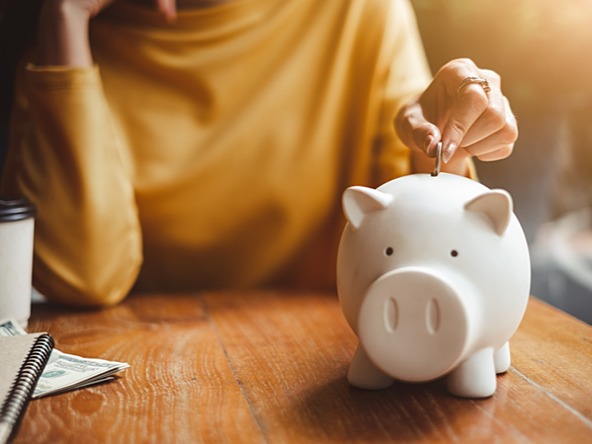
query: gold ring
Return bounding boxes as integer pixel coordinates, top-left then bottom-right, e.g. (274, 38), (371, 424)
(457, 76), (491, 95)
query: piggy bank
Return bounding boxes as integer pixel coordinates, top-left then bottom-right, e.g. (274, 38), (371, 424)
(336, 173), (530, 398)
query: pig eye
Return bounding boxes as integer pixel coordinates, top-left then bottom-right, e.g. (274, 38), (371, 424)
(385, 247), (394, 256)
(450, 249), (459, 257)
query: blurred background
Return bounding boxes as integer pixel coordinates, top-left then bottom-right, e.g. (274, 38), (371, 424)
(410, 0), (592, 323)
(0, 1), (591, 323)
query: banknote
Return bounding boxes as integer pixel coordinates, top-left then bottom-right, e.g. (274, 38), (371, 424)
(0, 318), (129, 398)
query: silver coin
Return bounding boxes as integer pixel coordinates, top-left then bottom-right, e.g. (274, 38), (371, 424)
(431, 142), (442, 177)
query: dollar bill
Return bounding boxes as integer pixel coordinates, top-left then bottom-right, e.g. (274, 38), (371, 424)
(0, 318), (129, 398)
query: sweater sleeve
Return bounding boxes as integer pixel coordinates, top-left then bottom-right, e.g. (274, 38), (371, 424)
(2, 64), (142, 306)
(372, 0), (477, 182)
(372, 0), (433, 184)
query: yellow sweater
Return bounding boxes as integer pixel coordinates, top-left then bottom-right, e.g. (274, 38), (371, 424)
(2, 0), (431, 306)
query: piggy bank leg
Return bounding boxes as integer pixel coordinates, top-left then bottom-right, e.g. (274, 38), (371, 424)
(347, 344), (394, 389)
(494, 342), (511, 374)
(447, 348), (496, 398)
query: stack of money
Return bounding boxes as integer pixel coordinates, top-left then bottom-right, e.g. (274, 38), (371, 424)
(0, 319), (129, 398)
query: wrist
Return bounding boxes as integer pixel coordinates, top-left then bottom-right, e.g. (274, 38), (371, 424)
(36, 0), (93, 67)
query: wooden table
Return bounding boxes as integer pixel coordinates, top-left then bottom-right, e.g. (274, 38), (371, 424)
(15, 292), (592, 443)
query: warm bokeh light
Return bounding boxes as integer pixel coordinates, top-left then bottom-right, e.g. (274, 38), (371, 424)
(411, 1), (592, 323)
(411, 0), (592, 112)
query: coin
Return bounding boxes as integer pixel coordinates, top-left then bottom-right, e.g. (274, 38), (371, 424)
(431, 142), (442, 177)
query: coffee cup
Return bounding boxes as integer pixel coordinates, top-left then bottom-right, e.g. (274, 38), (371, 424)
(0, 197), (36, 329)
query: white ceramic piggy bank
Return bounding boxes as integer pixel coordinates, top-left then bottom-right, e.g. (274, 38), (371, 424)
(337, 173), (531, 398)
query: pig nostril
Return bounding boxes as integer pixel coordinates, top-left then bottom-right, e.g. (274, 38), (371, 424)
(384, 297), (399, 332)
(426, 299), (440, 334)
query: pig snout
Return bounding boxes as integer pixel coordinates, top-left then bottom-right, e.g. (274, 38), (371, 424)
(357, 267), (475, 383)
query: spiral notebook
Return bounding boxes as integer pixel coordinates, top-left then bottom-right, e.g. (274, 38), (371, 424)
(0, 333), (54, 444)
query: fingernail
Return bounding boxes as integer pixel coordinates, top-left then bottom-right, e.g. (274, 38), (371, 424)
(167, 10), (177, 23)
(160, 1), (177, 22)
(442, 143), (456, 163)
(424, 135), (436, 157)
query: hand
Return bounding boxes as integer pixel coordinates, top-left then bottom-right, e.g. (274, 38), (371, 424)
(395, 58), (518, 174)
(41, 0), (177, 20)
(36, 0), (177, 66)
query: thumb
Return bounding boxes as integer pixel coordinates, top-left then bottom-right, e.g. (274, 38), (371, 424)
(395, 101), (441, 157)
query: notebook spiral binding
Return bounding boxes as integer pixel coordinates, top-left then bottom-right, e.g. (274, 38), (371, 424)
(0, 334), (54, 438)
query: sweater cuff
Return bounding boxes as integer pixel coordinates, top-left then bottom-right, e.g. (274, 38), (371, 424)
(26, 64), (101, 91)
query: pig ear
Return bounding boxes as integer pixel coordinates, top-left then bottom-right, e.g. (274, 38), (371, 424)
(343, 186), (393, 230)
(464, 190), (513, 235)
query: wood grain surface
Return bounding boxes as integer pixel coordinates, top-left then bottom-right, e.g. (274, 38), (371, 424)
(14, 293), (592, 443)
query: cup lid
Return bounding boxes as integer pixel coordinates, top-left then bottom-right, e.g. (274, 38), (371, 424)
(0, 197), (36, 221)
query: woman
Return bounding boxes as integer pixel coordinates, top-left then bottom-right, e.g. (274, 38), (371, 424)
(0, 0), (517, 306)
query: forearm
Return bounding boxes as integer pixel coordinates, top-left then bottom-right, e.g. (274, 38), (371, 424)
(5, 66), (142, 306)
(35, 0), (94, 67)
